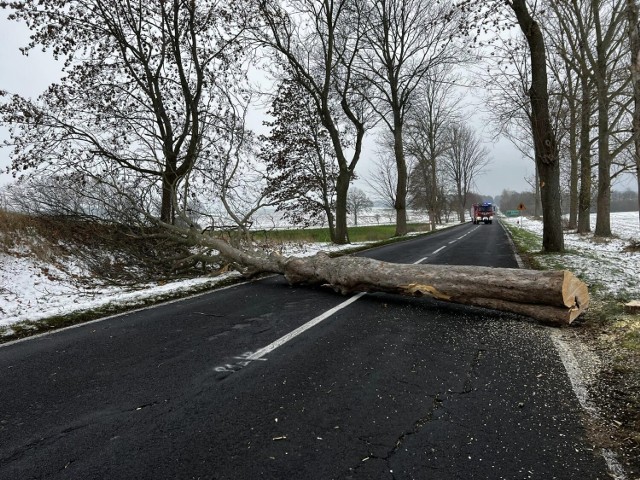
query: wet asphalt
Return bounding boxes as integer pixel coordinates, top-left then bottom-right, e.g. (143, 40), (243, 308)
(0, 221), (610, 479)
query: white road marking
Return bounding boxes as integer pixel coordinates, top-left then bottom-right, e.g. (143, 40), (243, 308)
(550, 330), (628, 480)
(219, 232), (463, 369)
(549, 331), (596, 413)
(233, 243), (442, 365)
(245, 293), (367, 361)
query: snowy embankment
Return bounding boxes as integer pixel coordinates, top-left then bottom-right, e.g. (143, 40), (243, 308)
(503, 212), (640, 298)
(3, 213), (636, 337)
(0, 240), (367, 335)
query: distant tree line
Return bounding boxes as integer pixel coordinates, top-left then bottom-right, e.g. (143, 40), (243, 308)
(497, 189), (639, 215)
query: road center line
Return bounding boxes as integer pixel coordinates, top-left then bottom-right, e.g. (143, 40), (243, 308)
(246, 292), (367, 361)
(223, 241), (451, 368)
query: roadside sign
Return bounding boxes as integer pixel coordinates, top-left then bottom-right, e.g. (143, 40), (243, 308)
(518, 203), (526, 211)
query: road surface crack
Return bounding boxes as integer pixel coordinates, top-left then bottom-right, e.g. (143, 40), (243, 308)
(0, 422), (91, 468)
(460, 348), (485, 394)
(380, 349), (485, 477)
(387, 395), (442, 457)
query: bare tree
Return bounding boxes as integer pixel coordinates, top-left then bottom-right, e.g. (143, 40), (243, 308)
(549, 0), (632, 237)
(476, 28), (554, 221)
(494, 0), (563, 250)
(444, 124), (491, 223)
(545, 23), (581, 229)
(356, 0), (464, 236)
(208, 99), (277, 235)
(366, 153), (398, 209)
(347, 187), (373, 226)
(0, 0), (251, 224)
(255, 0), (373, 244)
(461, 0), (566, 251)
(404, 66), (463, 230)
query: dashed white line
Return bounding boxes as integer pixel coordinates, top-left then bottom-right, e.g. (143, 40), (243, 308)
(221, 232), (461, 368)
(245, 293), (367, 361)
(231, 242), (449, 365)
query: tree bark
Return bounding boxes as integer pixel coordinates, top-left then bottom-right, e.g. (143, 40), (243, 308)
(430, 151), (438, 230)
(568, 94), (579, 230)
(594, 69), (612, 236)
(577, 65), (592, 234)
(203, 237), (589, 326)
(626, 0), (640, 227)
(161, 171), (177, 224)
(509, 0), (564, 252)
(393, 122), (409, 236)
(593, 3), (613, 237)
(334, 171), (351, 244)
(594, 92), (612, 237)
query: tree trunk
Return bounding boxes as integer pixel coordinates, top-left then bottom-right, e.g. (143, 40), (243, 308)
(510, 0), (564, 252)
(394, 121), (408, 237)
(456, 182), (466, 223)
(626, 0), (640, 227)
(594, 82), (612, 237)
(323, 203), (336, 242)
(577, 68), (592, 234)
(430, 154), (438, 231)
(206, 238), (589, 326)
(637, 166), (640, 226)
(160, 172), (177, 224)
(593, 5), (612, 237)
(568, 99), (579, 230)
(534, 165), (541, 218)
(334, 171), (350, 244)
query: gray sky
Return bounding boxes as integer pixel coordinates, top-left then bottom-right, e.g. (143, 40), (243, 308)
(2, 11), (631, 200)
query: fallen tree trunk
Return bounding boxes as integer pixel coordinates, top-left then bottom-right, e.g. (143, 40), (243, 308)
(201, 237), (589, 326)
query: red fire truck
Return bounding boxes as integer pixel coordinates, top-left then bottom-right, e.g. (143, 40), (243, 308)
(471, 202), (495, 224)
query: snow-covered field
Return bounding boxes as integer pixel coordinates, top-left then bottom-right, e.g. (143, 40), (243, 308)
(1, 212), (638, 337)
(504, 212), (640, 297)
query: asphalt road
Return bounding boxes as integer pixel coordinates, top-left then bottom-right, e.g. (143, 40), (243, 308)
(0, 221), (610, 479)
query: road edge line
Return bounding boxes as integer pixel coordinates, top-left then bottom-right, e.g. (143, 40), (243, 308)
(549, 330), (628, 480)
(0, 277), (263, 349)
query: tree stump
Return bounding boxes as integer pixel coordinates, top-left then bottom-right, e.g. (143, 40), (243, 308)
(624, 301), (640, 315)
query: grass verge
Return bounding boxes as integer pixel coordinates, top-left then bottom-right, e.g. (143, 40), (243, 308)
(250, 223), (432, 244)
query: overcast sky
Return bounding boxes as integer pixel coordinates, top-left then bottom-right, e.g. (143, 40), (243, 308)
(1, 11), (633, 200)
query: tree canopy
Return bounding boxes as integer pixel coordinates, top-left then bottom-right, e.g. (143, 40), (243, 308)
(1, 0), (253, 223)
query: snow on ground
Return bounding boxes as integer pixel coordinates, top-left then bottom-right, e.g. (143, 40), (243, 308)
(0, 240), (370, 335)
(503, 212), (640, 297)
(3, 212), (636, 337)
